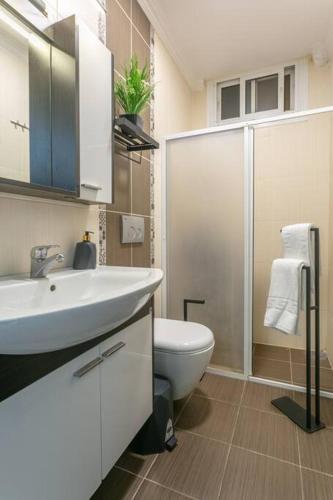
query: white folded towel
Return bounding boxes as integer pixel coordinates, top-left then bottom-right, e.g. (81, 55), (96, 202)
(264, 258), (305, 335)
(281, 223), (314, 288)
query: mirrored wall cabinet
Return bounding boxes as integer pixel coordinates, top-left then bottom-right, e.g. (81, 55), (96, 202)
(0, 0), (113, 204)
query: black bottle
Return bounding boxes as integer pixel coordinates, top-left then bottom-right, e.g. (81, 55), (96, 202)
(73, 231), (97, 270)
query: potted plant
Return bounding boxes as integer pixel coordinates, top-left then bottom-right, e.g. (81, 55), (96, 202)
(114, 55), (154, 129)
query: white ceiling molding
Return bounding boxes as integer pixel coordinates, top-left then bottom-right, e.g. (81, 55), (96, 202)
(138, 0), (204, 90)
(138, 0), (333, 91)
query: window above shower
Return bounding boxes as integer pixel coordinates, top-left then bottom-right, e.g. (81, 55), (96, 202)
(208, 59), (308, 125)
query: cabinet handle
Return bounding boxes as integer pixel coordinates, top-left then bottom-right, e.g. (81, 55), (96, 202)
(102, 341), (126, 358)
(73, 357), (103, 378)
(81, 183), (102, 191)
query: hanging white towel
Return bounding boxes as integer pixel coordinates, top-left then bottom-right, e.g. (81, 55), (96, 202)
(281, 223), (314, 286)
(264, 258), (305, 335)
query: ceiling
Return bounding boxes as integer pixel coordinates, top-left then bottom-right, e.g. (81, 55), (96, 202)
(139, 0), (333, 90)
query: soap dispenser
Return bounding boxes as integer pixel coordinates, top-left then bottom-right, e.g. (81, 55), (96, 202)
(73, 231), (97, 270)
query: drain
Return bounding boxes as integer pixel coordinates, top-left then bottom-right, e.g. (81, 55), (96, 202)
(50, 284), (56, 292)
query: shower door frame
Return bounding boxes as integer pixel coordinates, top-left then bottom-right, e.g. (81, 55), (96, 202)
(161, 105), (333, 382)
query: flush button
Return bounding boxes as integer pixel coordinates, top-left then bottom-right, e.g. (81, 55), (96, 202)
(121, 215), (145, 244)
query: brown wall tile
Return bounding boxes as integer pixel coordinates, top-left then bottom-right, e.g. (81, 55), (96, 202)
(132, 156), (151, 216)
(106, 0), (131, 75)
(132, 216), (151, 267)
(107, 151), (131, 213)
(106, 0), (153, 269)
(132, 27), (150, 74)
(132, 0), (150, 44)
(106, 211), (131, 266)
(114, 0), (131, 17)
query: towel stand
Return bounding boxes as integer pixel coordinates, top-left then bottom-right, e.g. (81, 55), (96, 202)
(271, 227), (325, 433)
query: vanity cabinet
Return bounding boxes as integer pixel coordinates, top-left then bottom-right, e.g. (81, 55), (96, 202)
(0, 346), (102, 500)
(0, 312), (153, 500)
(100, 315), (153, 477)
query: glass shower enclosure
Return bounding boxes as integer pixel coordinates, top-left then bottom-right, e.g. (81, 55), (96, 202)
(163, 128), (248, 374)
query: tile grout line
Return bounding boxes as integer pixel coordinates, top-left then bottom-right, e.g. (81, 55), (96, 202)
(216, 380), (247, 499)
(290, 348), (294, 385)
(176, 428), (302, 469)
(295, 427), (305, 500)
(114, 0), (151, 50)
(131, 451), (159, 500)
(138, 478), (200, 500)
(174, 393), (193, 425)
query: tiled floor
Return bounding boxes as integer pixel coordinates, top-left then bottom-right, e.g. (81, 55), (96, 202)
(92, 373), (333, 500)
(253, 343), (333, 392)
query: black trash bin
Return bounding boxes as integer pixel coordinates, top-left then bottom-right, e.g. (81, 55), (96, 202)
(131, 375), (177, 454)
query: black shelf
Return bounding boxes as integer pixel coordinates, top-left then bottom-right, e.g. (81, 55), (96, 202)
(114, 117), (159, 152)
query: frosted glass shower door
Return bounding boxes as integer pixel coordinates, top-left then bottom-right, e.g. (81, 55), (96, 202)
(166, 129), (245, 372)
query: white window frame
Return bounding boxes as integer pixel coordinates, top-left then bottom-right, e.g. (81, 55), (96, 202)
(207, 58), (308, 127)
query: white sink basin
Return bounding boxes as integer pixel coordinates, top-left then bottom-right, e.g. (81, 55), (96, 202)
(0, 266), (163, 354)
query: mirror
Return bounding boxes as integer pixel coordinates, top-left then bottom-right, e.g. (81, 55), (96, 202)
(0, 2), (77, 193)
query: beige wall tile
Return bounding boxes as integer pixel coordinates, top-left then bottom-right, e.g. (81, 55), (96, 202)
(0, 194), (99, 277)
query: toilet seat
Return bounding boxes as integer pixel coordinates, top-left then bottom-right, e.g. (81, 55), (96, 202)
(154, 318), (215, 354)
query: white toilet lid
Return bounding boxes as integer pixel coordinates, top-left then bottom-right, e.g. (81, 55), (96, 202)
(154, 318), (214, 353)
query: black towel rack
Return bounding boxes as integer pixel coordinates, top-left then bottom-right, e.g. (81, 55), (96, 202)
(271, 227), (325, 432)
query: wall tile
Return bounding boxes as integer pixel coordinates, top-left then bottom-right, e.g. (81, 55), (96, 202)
(107, 150), (131, 213)
(132, 27), (150, 74)
(114, 0), (130, 17)
(131, 0), (150, 44)
(105, 211), (131, 266)
(132, 216), (151, 267)
(106, 0), (131, 75)
(132, 156), (151, 216)
(0, 195), (99, 277)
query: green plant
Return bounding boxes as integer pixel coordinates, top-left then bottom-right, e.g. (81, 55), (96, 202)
(115, 56), (154, 115)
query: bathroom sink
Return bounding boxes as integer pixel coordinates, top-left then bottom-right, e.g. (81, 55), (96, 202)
(0, 266), (163, 354)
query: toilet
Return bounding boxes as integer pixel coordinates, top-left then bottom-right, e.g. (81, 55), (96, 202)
(154, 318), (215, 400)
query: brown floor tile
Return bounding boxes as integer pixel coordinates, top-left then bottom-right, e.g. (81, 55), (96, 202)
(233, 407), (299, 464)
(177, 395), (238, 443)
(92, 467), (142, 500)
(242, 382), (293, 415)
(194, 373), (244, 404)
(253, 357), (291, 382)
(135, 481), (189, 499)
(290, 348), (331, 368)
(293, 392), (333, 428)
(174, 396), (190, 421)
(302, 469), (333, 500)
(292, 364), (333, 392)
(298, 427), (333, 475)
(147, 429), (228, 499)
(220, 447), (302, 500)
(116, 449), (156, 477)
(255, 343), (290, 361)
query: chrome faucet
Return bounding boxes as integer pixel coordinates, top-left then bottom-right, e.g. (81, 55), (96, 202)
(30, 245), (65, 279)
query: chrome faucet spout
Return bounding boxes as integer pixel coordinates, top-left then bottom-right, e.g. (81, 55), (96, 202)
(30, 245), (65, 279)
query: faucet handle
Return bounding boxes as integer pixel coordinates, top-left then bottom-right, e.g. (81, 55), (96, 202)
(31, 245), (60, 260)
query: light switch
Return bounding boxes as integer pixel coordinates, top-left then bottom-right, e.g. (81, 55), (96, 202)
(121, 215), (145, 244)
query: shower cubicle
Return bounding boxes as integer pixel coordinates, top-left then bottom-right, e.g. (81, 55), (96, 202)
(162, 106), (333, 396)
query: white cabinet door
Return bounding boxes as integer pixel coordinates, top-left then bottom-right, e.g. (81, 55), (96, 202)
(100, 313), (153, 478)
(78, 20), (112, 203)
(0, 347), (102, 500)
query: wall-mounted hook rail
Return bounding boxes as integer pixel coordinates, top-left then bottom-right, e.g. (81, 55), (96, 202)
(10, 120), (30, 132)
